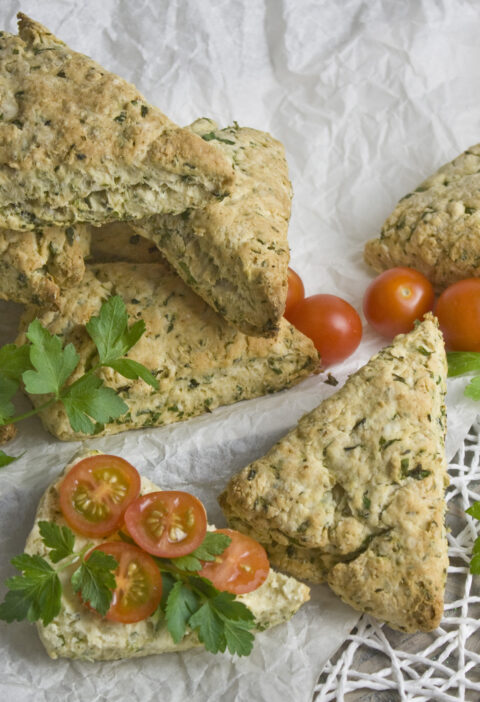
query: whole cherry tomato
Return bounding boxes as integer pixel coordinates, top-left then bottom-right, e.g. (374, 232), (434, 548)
(284, 268), (305, 320)
(435, 278), (480, 350)
(363, 267), (434, 339)
(287, 294), (362, 366)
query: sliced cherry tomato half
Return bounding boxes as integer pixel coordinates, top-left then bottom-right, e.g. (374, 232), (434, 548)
(287, 294), (362, 366)
(363, 267), (434, 339)
(284, 267), (305, 319)
(124, 491), (207, 558)
(198, 529), (269, 595)
(435, 278), (480, 350)
(85, 542), (162, 623)
(59, 454), (141, 538)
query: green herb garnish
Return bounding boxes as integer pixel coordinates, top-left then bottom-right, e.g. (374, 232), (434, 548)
(466, 502), (480, 574)
(447, 351), (480, 400)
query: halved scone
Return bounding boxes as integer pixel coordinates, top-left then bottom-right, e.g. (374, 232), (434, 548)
(17, 261), (319, 440)
(365, 144), (480, 288)
(0, 15), (233, 231)
(0, 223), (90, 306)
(132, 119), (291, 337)
(220, 315), (448, 633)
(25, 452), (310, 661)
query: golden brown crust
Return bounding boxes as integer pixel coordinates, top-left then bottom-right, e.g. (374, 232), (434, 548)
(0, 16), (234, 230)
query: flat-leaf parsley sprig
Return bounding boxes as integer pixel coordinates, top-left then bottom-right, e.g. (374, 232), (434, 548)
(447, 352), (480, 400)
(0, 524), (257, 656)
(0, 296), (158, 462)
(466, 502), (480, 574)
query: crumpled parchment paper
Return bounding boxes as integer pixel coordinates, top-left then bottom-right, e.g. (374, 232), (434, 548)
(1, 1), (480, 700)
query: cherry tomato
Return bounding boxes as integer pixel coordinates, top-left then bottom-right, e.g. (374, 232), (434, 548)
(198, 529), (269, 595)
(363, 267), (434, 339)
(287, 294), (362, 366)
(85, 542), (162, 623)
(124, 491), (207, 558)
(435, 278), (480, 350)
(59, 455), (141, 538)
(285, 268), (305, 319)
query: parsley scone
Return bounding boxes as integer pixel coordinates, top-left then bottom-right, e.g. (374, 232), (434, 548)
(24, 452), (310, 661)
(365, 143), (480, 288)
(220, 315), (448, 633)
(0, 223), (90, 306)
(0, 15), (234, 231)
(132, 118), (291, 337)
(17, 262), (319, 440)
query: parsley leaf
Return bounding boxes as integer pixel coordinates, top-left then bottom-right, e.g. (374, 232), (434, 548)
(62, 374), (128, 434)
(0, 450), (21, 468)
(23, 320), (79, 396)
(107, 358), (158, 390)
(447, 351), (480, 377)
(464, 376), (480, 401)
(0, 375), (18, 422)
(38, 521), (75, 563)
(174, 532), (231, 572)
(188, 600), (226, 653)
(0, 554), (61, 626)
(86, 296), (146, 364)
(0, 343), (32, 381)
(466, 502), (480, 520)
(467, 502), (480, 574)
(71, 550), (117, 616)
(165, 581), (200, 642)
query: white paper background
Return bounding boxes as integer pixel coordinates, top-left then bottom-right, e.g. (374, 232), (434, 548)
(1, 1), (480, 700)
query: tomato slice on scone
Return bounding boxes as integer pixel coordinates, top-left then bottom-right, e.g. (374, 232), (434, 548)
(124, 491), (207, 558)
(86, 542), (162, 623)
(198, 529), (270, 594)
(59, 455), (141, 538)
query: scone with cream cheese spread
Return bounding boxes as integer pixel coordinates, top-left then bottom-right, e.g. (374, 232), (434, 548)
(0, 15), (234, 231)
(17, 261), (319, 440)
(25, 451), (310, 661)
(132, 118), (291, 337)
(0, 223), (90, 306)
(365, 143), (480, 288)
(220, 315), (448, 633)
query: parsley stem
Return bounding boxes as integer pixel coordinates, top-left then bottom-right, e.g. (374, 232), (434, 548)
(1, 397), (56, 426)
(56, 542), (94, 572)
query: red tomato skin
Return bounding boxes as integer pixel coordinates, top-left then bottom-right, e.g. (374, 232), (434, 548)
(198, 529), (270, 595)
(86, 542), (162, 623)
(363, 267), (434, 339)
(59, 455), (141, 538)
(284, 268), (305, 320)
(124, 491), (207, 558)
(435, 278), (480, 350)
(287, 294), (362, 366)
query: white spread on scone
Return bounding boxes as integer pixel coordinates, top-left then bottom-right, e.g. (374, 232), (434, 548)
(25, 452), (310, 661)
(220, 316), (448, 633)
(16, 262), (319, 440)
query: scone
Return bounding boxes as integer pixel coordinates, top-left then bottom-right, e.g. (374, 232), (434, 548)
(220, 315), (448, 633)
(365, 143), (480, 288)
(89, 221), (164, 264)
(24, 452), (310, 661)
(17, 262), (319, 440)
(0, 15), (234, 231)
(0, 223), (90, 306)
(132, 118), (291, 337)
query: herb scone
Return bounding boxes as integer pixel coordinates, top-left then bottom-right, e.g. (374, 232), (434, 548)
(0, 223), (90, 306)
(24, 452), (310, 661)
(365, 143), (480, 288)
(17, 262), (319, 440)
(220, 315), (448, 633)
(89, 221), (164, 264)
(132, 118), (291, 337)
(0, 15), (234, 231)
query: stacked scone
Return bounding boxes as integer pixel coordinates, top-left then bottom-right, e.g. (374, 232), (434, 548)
(1, 14), (319, 439)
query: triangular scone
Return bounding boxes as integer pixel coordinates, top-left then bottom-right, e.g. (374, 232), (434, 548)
(365, 144), (480, 289)
(17, 262), (319, 440)
(0, 16), (234, 231)
(131, 118), (291, 337)
(89, 221), (164, 264)
(220, 315), (448, 633)
(0, 223), (90, 306)
(25, 452), (310, 660)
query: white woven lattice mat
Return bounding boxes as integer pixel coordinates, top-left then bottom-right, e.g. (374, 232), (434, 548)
(315, 420), (480, 702)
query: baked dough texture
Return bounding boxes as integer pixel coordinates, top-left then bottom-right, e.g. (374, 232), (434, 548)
(88, 221), (164, 264)
(0, 223), (90, 306)
(0, 15), (234, 231)
(220, 315), (448, 633)
(17, 262), (319, 440)
(25, 452), (310, 661)
(365, 143), (480, 288)
(132, 118), (291, 337)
